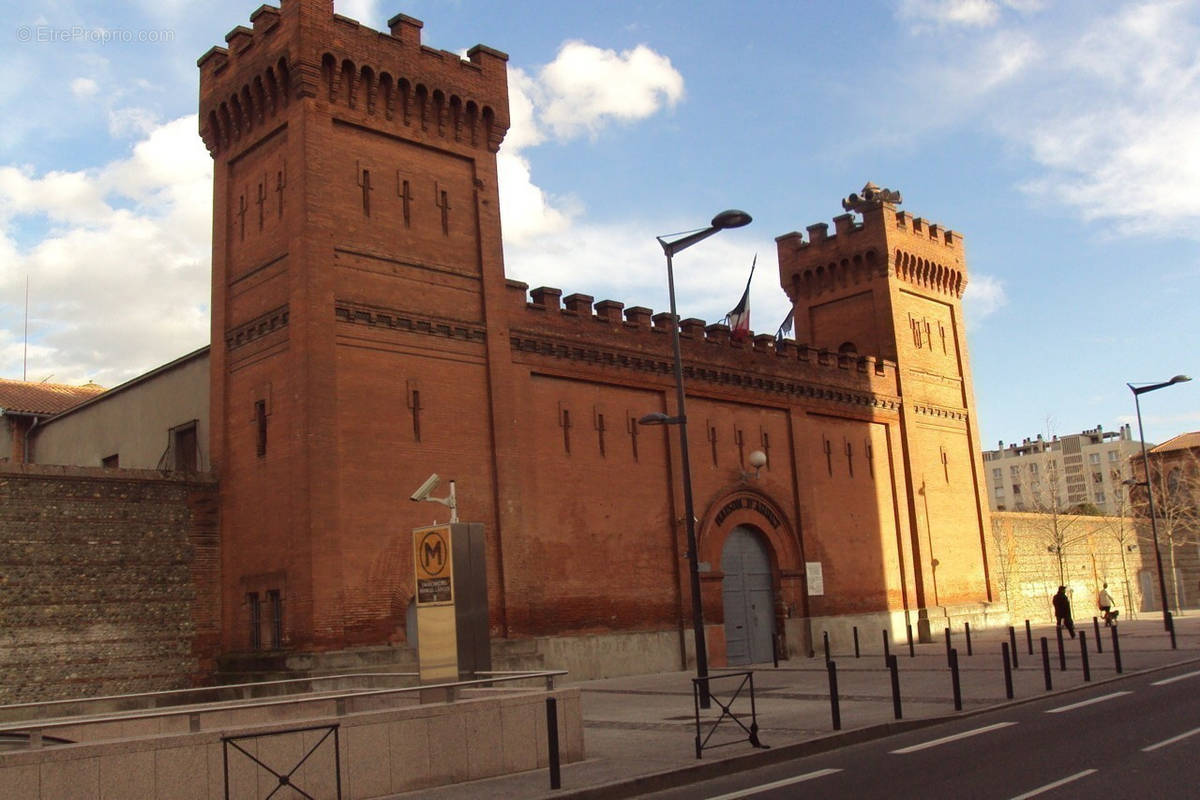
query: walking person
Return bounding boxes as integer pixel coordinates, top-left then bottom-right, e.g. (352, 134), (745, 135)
(1053, 585), (1076, 638)
(1098, 582), (1117, 626)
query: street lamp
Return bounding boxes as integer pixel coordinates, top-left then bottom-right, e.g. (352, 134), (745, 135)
(643, 209), (752, 709)
(1128, 374), (1192, 629)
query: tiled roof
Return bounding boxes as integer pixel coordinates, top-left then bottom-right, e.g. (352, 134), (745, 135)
(1150, 431), (1200, 454)
(0, 378), (106, 415)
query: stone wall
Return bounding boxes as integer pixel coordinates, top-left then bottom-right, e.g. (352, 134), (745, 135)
(990, 511), (1148, 624)
(0, 464), (219, 703)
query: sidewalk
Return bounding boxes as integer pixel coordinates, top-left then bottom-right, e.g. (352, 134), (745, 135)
(391, 615), (1200, 800)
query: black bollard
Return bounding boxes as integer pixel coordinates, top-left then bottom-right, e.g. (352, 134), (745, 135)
(1041, 637), (1053, 690)
(949, 648), (962, 711)
(882, 630), (891, 666)
(546, 697), (561, 790)
(1001, 642), (1014, 699)
(965, 622), (973, 656)
(1094, 617), (1103, 653)
(1168, 612), (1177, 650)
(1056, 625), (1066, 672)
(1009, 626), (1020, 669)
(1025, 619), (1033, 655)
(945, 626), (952, 662)
(888, 654), (902, 720)
(853, 626), (860, 659)
(907, 624), (915, 658)
(827, 659), (841, 730)
(1080, 632), (1091, 682)
(1112, 625), (1122, 674)
(823, 631), (831, 664)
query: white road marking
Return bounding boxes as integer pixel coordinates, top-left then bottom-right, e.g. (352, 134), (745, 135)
(1142, 726), (1200, 752)
(1151, 670), (1200, 686)
(889, 721), (1017, 754)
(1009, 769), (1098, 799)
(704, 768), (841, 799)
(1044, 691), (1131, 714)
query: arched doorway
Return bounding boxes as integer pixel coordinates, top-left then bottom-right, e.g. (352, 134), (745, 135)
(722, 526), (776, 665)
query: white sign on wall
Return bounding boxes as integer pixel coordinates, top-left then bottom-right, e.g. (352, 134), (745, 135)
(806, 561), (824, 596)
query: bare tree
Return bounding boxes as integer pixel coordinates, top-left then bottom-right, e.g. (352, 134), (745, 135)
(1131, 446), (1200, 614)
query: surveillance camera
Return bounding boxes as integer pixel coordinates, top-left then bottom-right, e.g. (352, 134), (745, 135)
(410, 473), (440, 502)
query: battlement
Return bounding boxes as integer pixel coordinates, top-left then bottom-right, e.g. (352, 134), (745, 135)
(503, 280), (896, 389)
(199, 1), (510, 157)
(776, 185), (967, 302)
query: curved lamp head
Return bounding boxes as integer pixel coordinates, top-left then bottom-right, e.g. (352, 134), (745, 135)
(1170, 375), (1192, 385)
(711, 209), (753, 230)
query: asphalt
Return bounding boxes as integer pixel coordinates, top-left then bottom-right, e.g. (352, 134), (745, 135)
(389, 614), (1200, 800)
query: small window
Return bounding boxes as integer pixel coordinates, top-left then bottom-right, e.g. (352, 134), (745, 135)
(1095, 490), (1106, 503)
(992, 468), (1002, 481)
(101, 454), (119, 468)
(1089, 453), (1100, 465)
(1010, 465), (1020, 477)
(255, 400), (267, 457)
(1012, 484), (1021, 495)
(1108, 450), (1119, 462)
(994, 485), (1004, 498)
(1029, 463), (1039, 476)
(247, 592), (262, 650)
(267, 589), (283, 649)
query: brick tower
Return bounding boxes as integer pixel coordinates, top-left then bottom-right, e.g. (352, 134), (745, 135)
(198, 1), (511, 655)
(775, 184), (993, 637)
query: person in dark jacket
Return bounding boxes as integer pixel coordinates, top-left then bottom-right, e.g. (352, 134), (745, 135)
(1053, 585), (1075, 638)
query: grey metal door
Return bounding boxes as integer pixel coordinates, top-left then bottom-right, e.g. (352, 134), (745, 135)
(722, 526), (775, 665)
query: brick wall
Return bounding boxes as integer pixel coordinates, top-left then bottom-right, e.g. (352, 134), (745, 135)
(0, 464), (219, 703)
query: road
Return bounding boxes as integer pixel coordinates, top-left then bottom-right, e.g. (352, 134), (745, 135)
(644, 663), (1200, 799)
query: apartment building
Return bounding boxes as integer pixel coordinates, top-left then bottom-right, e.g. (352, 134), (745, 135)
(982, 424), (1145, 514)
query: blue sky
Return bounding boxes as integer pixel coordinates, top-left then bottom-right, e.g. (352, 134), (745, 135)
(0, 0), (1197, 447)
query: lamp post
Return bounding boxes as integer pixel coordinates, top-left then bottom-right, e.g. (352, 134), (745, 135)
(641, 209), (752, 709)
(1128, 375), (1192, 630)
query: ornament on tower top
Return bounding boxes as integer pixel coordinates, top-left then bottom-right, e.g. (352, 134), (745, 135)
(842, 182), (902, 214)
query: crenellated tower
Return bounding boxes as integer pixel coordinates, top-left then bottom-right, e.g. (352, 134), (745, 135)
(198, 0), (512, 656)
(776, 183), (993, 636)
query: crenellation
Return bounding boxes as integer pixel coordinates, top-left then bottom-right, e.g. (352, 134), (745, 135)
(624, 306), (651, 328)
(652, 312), (674, 332)
(705, 322), (732, 344)
(529, 286), (562, 311)
(563, 293), (594, 315)
(387, 13), (423, 46)
(200, 4), (509, 157)
(250, 5), (281, 32)
(806, 222), (828, 243)
(680, 318), (706, 339)
(595, 300), (624, 323)
(832, 213), (857, 237)
(225, 25), (254, 52)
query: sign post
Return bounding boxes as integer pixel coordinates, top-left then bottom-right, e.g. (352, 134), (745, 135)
(413, 524), (458, 682)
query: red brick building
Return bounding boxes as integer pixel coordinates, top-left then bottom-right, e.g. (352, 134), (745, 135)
(198, 0), (998, 676)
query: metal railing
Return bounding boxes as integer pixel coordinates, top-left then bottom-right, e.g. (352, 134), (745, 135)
(0, 670), (567, 750)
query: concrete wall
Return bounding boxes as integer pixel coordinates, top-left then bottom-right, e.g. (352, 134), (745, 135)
(0, 464), (220, 703)
(0, 687), (582, 799)
(30, 349), (209, 470)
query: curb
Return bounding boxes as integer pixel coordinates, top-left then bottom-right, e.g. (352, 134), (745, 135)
(547, 654), (1200, 799)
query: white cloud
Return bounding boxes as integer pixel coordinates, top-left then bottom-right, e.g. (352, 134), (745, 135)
(497, 41), (682, 245)
(963, 273), (1007, 326)
(529, 41), (683, 141)
(889, 1), (1200, 237)
(899, 0), (1000, 28)
(70, 78), (99, 98)
(334, 0), (382, 28)
(0, 115), (211, 386)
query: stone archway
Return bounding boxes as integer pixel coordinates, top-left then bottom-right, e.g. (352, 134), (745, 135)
(721, 525), (776, 665)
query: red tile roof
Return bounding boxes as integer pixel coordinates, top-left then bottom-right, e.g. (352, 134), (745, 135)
(1150, 431), (1200, 454)
(0, 378), (106, 416)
